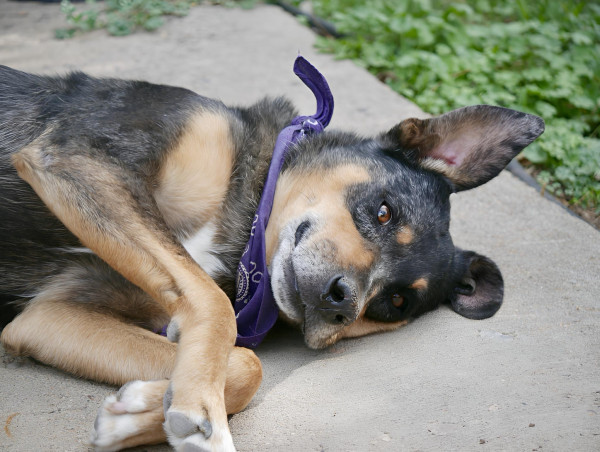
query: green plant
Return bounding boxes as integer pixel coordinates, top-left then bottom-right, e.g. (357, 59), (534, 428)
(56, 0), (194, 38)
(294, 0), (600, 213)
(55, 0), (259, 38)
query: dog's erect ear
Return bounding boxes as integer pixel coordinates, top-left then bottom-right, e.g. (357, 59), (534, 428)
(380, 105), (545, 191)
(450, 250), (504, 320)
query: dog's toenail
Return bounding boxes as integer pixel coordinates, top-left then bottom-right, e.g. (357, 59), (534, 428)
(93, 410), (101, 431)
(166, 319), (180, 342)
(163, 383), (173, 415)
(198, 418), (212, 438)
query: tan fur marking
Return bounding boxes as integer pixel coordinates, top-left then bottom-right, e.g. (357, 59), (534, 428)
(338, 317), (408, 340)
(1, 300), (175, 384)
(266, 164), (373, 269)
(154, 111), (234, 233)
(409, 277), (428, 291)
(396, 226), (414, 245)
(223, 347), (263, 414)
(336, 296), (408, 341)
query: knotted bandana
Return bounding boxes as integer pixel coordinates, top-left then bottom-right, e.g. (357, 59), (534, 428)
(233, 56), (334, 348)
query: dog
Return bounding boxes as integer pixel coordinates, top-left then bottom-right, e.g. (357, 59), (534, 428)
(0, 62), (544, 451)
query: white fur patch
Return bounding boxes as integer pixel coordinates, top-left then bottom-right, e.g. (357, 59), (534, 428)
(90, 381), (164, 451)
(91, 395), (143, 451)
(182, 222), (227, 278)
(115, 380), (153, 412)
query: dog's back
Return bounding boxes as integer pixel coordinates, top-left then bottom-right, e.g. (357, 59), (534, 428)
(0, 66), (54, 151)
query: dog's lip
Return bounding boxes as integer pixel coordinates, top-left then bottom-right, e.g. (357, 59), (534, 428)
(288, 259), (303, 304)
(280, 249), (306, 318)
(294, 220), (311, 247)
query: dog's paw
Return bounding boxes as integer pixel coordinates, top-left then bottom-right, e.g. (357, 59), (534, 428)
(164, 410), (235, 452)
(90, 380), (167, 451)
(163, 384), (235, 452)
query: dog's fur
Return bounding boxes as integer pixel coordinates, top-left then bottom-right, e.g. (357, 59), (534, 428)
(0, 65), (544, 450)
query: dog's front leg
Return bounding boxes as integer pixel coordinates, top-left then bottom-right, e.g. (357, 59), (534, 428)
(12, 143), (237, 451)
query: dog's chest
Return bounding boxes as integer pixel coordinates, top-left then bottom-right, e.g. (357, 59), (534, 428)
(181, 222), (227, 278)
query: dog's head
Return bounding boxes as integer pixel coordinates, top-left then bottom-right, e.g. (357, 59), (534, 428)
(267, 105), (544, 349)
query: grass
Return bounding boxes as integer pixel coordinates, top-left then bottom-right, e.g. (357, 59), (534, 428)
(291, 0), (600, 222)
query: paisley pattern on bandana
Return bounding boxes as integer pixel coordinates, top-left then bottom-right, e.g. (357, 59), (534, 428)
(233, 56), (334, 348)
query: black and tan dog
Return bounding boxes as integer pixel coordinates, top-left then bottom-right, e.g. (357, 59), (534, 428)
(0, 64), (543, 451)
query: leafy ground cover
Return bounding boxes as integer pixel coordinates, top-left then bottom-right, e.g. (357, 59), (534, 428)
(292, 0), (600, 226)
(55, 0), (255, 38)
(55, 0), (195, 37)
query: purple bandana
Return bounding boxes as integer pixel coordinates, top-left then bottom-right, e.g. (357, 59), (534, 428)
(233, 56), (334, 348)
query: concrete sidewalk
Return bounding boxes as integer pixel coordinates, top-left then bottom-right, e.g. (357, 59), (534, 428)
(1, 2), (599, 451)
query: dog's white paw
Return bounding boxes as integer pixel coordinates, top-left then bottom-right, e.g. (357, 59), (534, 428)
(163, 384), (235, 452)
(90, 380), (166, 451)
(164, 410), (235, 452)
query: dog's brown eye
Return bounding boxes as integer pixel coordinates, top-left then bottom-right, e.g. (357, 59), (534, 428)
(377, 203), (391, 225)
(392, 294), (404, 308)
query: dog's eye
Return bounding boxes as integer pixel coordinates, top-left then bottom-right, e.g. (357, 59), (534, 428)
(391, 293), (404, 308)
(377, 202), (392, 225)
(364, 290), (410, 322)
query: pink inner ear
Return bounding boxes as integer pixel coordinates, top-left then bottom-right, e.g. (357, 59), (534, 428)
(429, 132), (476, 167)
(430, 140), (463, 166)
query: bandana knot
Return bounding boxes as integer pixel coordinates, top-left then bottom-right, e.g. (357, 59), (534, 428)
(292, 117), (324, 135)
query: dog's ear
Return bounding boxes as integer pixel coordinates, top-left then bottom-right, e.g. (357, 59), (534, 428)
(450, 250), (504, 320)
(380, 105), (544, 191)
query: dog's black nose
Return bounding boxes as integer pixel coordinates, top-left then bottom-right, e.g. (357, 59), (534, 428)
(318, 275), (357, 325)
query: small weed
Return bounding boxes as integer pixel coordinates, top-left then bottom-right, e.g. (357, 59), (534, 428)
(56, 0), (259, 38)
(56, 0), (198, 38)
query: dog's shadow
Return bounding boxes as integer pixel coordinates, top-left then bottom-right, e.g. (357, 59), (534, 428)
(235, 320), (358, 410)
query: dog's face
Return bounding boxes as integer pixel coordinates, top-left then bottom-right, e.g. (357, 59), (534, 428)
(267, 105), (544, 349)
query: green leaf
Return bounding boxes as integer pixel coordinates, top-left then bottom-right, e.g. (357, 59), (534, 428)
(143, 15), (163, 30)
(534, 101), (558, 119)
(522, 143), (547, 164)
(571, 96), (597, 110)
